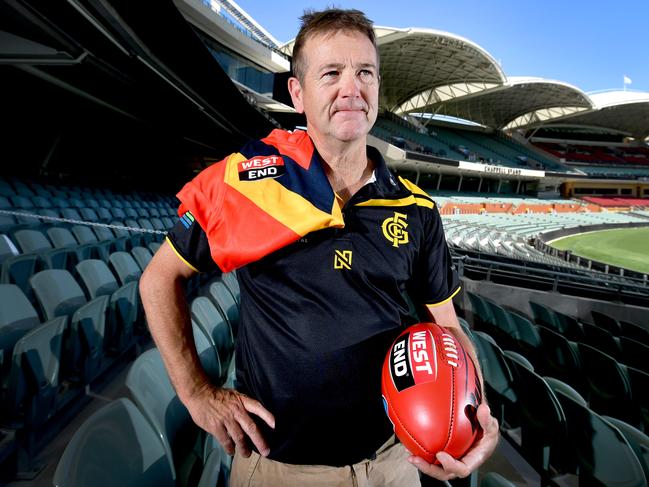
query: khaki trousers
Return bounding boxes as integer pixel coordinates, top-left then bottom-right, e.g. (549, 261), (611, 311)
(230, 435), (421, 487)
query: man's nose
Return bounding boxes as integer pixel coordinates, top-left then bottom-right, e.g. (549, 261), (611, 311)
(339, 71), (361, 98)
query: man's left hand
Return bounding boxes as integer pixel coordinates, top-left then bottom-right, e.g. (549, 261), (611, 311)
(408, 403), (499, 481)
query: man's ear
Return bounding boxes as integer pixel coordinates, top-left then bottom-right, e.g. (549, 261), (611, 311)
(288, 77), (304, 114)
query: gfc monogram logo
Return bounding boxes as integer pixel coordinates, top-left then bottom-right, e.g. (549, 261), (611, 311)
(382, 212), (409, 247)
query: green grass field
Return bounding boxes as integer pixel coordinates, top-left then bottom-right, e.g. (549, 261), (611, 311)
(550, 227), (649, 274)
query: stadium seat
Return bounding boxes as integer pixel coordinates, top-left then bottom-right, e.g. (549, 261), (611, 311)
(480, 472), (517, 487)
(507, 311), (543, 364)
(617, 336), (649, 373)
(620, 321), (649, 343)
(108, 252), (142, 285)
(535, 326), (587, 397)
(109, 207), (127, 220)
(148, 241), (161, 254)
(529, 301), (561, 331)
(1, 253), (46, 300)
(581, 322), (621, 359)
(126, 348), (201, 482)
(603, 416), (649, 482)
(68, 294), (109, 383)
(200, 436), (231, 487)
(0, 234), (19, 264)
(472, 331), (518, 427)
(502, 350), (533, 371)
(555, 390), (646, 486)
(61, 208), (83, 221)
(29, 269), (86, 320)
(31, 196), (52, 209)
(544, 376), (588, 407)
(130, 246), (153, 271)
(192, 321), (221, 381)
(0, 214), (16, 233)
(12, 229), (52, 254)
(6, 317), (67, 426)
(53, 398), (174, 487)
(624, 366), (649, 432)
(74, 259), (137, 352)
(577, 342), (637, 426)
(0, 284), (41, 385)
(9, 195), (34, 210)
(78, 208), (99, 223)
(191, 297), (233, 381)
(504, 354), (567, 474)
(208, 281), (240, 338)
(591, 310), (622, 335)
(221, 271), (240, 305)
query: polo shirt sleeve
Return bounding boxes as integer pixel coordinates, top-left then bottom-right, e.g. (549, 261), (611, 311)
(408, 205), (461, 307)
(166, 214), (218, 273)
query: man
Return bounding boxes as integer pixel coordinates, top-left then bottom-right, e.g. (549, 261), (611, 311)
(140, 8), (498, 486)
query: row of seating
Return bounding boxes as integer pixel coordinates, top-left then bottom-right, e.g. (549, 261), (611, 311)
(471, 327), (649, 486)
(464, 291), (649, 484)
(53, 271), (241, 487)
(0, 177), (175, 208)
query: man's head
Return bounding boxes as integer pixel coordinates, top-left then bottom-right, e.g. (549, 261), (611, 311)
(288, 8), (381, 146)
(291, 9), (378, 83)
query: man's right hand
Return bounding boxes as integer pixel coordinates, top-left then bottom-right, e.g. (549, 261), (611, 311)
(184, 383), (276, 458)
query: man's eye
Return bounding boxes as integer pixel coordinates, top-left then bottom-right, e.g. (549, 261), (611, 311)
(359, 70), (375, 81)
(323, 71), (339, 79)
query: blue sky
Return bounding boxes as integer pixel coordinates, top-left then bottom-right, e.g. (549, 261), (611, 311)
(239, 0), (649, 94)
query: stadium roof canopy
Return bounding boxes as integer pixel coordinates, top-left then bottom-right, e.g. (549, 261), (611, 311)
(415, 77), (593, 130)
(538, 90), (649, 139)
(376, 27), (507, 111)
(280, 27), (507, 112)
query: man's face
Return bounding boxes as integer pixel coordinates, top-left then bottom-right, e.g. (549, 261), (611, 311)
(289, 30), (380, 145)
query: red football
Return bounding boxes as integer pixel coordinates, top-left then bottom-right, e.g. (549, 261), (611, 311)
(381, 322), (482, 464)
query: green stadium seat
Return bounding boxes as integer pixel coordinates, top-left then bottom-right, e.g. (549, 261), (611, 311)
(544, 376), (587, 407)
(191, 296), (233, 382)
(192, 320), (221, 382)
(130, 246), (152, 271)
(504, 354), (567, 474)
(12, 229), (52, 254)
(220, 271), (240, 306)
(577, 343), (637, 426)
(603, 416), (649, 483)
(126, 348), (200, 482)
(29, 269), (86, 320)
(555, 390), (646, 487)
(536, 326), (587, 397)
(472, 331), (518, 428)
(6, 317), (66, 426)
(208, 281), (239, 338)
(591, 310), (622, 336)
(581, 322), (621, 359)
(502, 350), (533, 371)
(200, 436), (231, 487)
(68, 295), (109, 383)
(108, 251), (142, 286)
(480, 472), (517, 487)
(620, 321), (649, 344)
(619, 337), (649, 373)
(0, 235), (19, 264)
(53, 398), (174, 487)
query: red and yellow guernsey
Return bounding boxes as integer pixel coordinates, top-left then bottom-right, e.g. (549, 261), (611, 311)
(176, 129), (344, 272)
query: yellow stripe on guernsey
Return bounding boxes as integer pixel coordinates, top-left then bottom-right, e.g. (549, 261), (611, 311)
(356, 177), (435, 209)
(225, 153), (344, 235)
(166, 236), (199, 273)
(426, 286), (462, 308)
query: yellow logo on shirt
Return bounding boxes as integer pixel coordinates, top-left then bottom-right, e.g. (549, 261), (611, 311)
(382, 212), (409, 247)
(333, 250), (353, 270)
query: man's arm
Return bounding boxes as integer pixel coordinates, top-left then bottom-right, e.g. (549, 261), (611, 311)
(139, 240), (274, 457)
(407, 300), (499, 481)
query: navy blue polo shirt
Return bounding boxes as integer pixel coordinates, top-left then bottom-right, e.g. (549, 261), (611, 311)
(168, 144), (460, 466)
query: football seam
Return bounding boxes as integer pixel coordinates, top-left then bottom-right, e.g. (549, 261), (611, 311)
(443, 368), (456, 451)
(384, 392), (436, 457)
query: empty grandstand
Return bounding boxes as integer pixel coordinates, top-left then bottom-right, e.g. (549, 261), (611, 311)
(1, 1), (649, 486)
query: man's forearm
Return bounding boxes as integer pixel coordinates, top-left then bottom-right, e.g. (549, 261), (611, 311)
(424, 301), (484, 391)
(140, 270), (211, 403)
